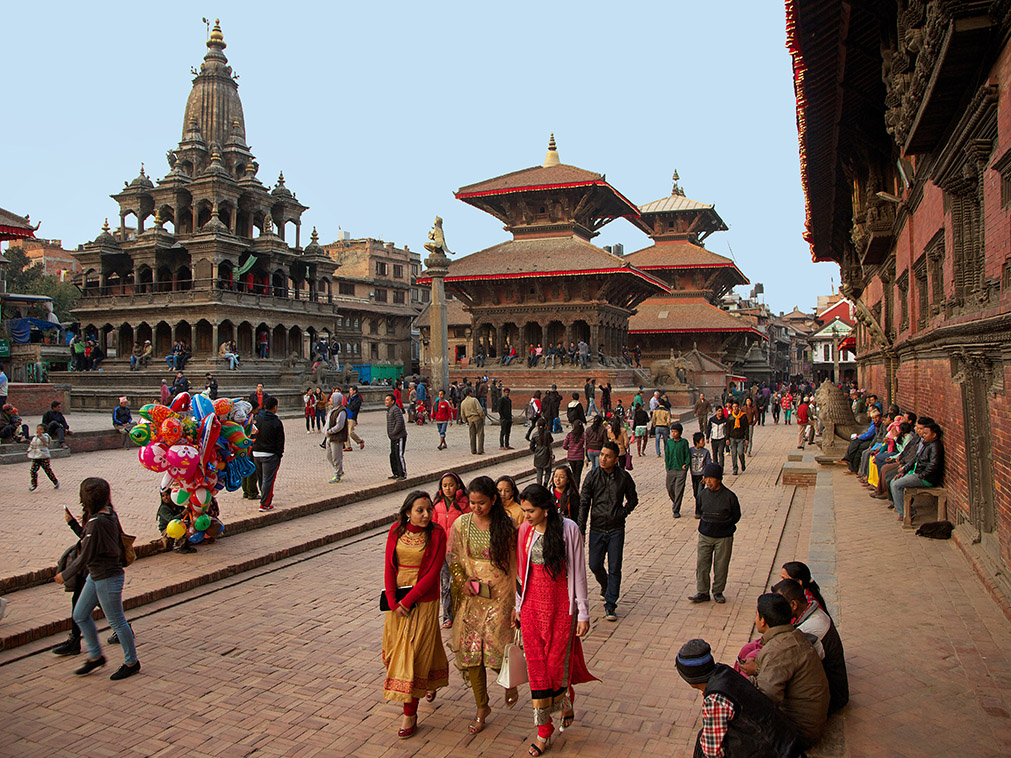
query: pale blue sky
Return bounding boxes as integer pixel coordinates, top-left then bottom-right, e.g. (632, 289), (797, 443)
(1, 0), (839, 314)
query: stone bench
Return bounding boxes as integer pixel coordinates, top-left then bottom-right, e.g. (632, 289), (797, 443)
(902, 486), (947, 529)
(782, 460), (818, 486)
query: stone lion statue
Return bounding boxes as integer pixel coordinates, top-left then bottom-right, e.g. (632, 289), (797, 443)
(651, 354), (692, 387)
(280, 351), (304, 369)
(813, 379), (861, 456)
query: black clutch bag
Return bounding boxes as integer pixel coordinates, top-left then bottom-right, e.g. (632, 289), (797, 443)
(380, 586), (413, 612)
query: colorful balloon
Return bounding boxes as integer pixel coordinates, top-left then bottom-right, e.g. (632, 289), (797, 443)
(129, 421), (153, 446)
(138, 443), (170, 472)
(166, 444), (200, 481)
(161, 417), (183, 445)
(192, 393), (215, 421)
(213, 398), (234, 418)
(170, 392), (191, 413)
(165, 519), (186, 539)
(193, 514), (211, 531)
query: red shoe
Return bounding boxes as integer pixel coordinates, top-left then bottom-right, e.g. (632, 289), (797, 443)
(398, 715), (418, 739)
(359, 440), (365, 450)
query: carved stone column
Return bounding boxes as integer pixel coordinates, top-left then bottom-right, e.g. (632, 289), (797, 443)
(424, 246), (451, 394)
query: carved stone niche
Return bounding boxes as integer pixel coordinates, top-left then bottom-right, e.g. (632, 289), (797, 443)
(950, 348), (1005, 398)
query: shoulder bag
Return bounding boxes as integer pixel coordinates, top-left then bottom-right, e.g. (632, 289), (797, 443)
(496, 630), (528, 689)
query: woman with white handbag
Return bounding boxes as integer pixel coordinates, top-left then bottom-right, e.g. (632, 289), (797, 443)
(448, 476), (519, 734)
(513, 484), (596, 756)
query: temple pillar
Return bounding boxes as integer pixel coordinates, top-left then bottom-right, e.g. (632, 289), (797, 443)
(295, 222), (301, 249)
(589, 323), (600, 360)
(494, 322), (505, 360)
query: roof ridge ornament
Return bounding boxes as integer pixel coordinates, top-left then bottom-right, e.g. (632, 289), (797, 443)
(207, 18), (226, 51)
(543, 133), (560, 168)
(672, 170), (684, 197)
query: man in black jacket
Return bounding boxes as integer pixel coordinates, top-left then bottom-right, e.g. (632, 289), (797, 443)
(497, 387), (513, 450)
(42, 400), (72, 447)
(386, 393), (407, 480)
(252, 396), (285, 512)
(676, 638), (801, 758)
(691, 463), (741, 604)
(890, 422), (944, 521)
(578, 441), (638, 622)
(542, 384), (562, 434)
(171, 371), (189, 398)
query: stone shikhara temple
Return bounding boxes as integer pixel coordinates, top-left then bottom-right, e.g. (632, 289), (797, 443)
(71, 21), (371, 361)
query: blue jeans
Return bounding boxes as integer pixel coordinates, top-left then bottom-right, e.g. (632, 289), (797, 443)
(587, 399), (598, 416)
(165, 355), (177, 370)
(579, 354), (588, 368)
(74, 573), (137, 665)
(588, 529), (625, 613)
(503, 355), (514, 365)
(891, 473), (929, 517)
(437, 422), (448, 438)
(655, 426), (669, 456)
(588, 450), (601, 471)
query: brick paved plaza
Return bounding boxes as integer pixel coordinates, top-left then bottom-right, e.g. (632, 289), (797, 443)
(2, 422), (1010, 757)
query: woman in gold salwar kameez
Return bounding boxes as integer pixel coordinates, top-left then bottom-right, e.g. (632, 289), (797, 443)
(382, 491), (450, 740)
(497, 475), (525, 526)
(449, 476), (519, 733)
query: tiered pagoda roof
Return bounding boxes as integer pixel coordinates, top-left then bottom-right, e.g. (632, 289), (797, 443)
(0, 207), (37, 242)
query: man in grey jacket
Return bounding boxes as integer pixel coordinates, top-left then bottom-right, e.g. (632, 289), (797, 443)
(385, 393), (407, 480)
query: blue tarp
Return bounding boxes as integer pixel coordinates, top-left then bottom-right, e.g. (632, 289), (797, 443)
(8, 317), (63, 344)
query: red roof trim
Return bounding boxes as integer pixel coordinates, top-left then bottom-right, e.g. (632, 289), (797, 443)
(0, 224), (36, 240)
(455, 180), (640, 216)
(629, 327), (765, 338)
(785, 0), (820, 262)
(420, 266), (670, 292)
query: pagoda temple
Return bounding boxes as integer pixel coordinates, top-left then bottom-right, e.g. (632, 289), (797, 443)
(431, 136), (668, 361)
(624, 173), (761, 369)
(71, 20), (345, 360)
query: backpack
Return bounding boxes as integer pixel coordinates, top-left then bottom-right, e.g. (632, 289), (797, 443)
(526, 400), (538, 420)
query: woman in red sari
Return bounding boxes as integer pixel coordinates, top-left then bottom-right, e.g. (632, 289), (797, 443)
(513, 484), (596, 756)
(382, 490), (449, 739)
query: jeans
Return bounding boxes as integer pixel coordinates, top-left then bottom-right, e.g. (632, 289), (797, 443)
(728, 438), (747, 473)
(579, 354), (588, 368)
(666, 469), (687, 515)
(746, 425), (755, 454)
(655, 426), (669, 456)
(165, 355), (178, 370)
(437, 421), (448, 439)
(891, 473), (929, 517)
(258, 343), (269, 358)
(254, 454), (281, 507)
(74, 573), (137, 665)
(587, 450), (601, 471)
(535, 466), (550, 487)
(588, 529), (625, 613)
(475, 355), (485, 367)
(711, 438), (726, 469)
(503, 355), (515, 366)
(696, 534), (734, 595)
(587, 399), (598, 416)
(223, 352), (238, 369)
(500, 421), (511, 448)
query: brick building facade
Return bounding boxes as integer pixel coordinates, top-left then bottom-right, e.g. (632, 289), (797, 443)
(789, 0), (1011, 597)
(6, 237), (80, 278)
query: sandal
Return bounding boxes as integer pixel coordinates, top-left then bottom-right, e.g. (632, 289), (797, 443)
(504, 687), (518, 708)
(442, 620), (453, 629)
(468, 707), (491, 734)
(561, 709), (575, 729)
(398, 714), (418, 739)
(529, 735), (551, 756)
(425, 690), (437, 703)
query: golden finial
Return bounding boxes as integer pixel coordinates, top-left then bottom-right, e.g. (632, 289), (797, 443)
(278, 171), (285, 184)
(102, 218), (110, 232)
(140, 162), (146, 176)
(543, 133), (560, 168)
(207, 18), (226, 49)
(672, 170), (684, 196)
(310, 226), (319, 243)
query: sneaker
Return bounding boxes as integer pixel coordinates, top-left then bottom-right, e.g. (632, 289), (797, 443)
(107, 632), (120, 645)
(28, 484), (37, 492)
(604, 611), (617, 622)
(396, 476), (407, 481)
(53, 639), (82, 656)
(329, 474), (342, 483)
(713, 593), (726, 604)
(672, 512), (681, 519)
(688, 593), (711, 603)
(109, 662), (141, 681)
(258, 504), (274, 512)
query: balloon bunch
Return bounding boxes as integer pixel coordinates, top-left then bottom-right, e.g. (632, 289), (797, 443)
(130, 392), (256, 544)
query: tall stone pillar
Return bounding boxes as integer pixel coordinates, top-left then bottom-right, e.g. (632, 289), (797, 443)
(424, 245), (451, 394)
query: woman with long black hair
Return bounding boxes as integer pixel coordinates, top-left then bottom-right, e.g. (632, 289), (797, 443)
(496, 475), (524, 525)
(514, 484), (596, 756)
(54, 477), (140, 680)
(448, 476), (519, 733)
(382, 490), (449, 739)
(780, 561), (830, 615)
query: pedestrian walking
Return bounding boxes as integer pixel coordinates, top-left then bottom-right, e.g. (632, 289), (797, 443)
(382, 491), (449, 739)
(707, 407), (728, 469)
(346, 385), (365, 449)
(303, 389), (316, 434)
(252, 396), (284, 511)
(54, 477), (141, 680)
(606, 418), (629, 469)
(433, 472), (470, 628)
(744, 397), (758, 456)
(585, 415), (606, 471)
(313, 389), (327, 432)
(562, 419), (586, 488)
(584, 378), (597, 416)
(664, 422), (689, 518)
(515, 484), (596, 755)
(566, 392), (586, 427)
(433, 389), (453, 450)
(496, 475), (524, 525)
(690, 463), (741, 604)
(651, 402), (671, 458)
(632, 402), (650, 456)
(689, 432), (712, 519)
(781, 391), (794, 424)
(27, 423), (59, 491)
(550, 464), (580, 520)
(448, 476), (519, 733)
(726, 401), (749, 475)
(578, 441), (638, 622)
(386, 393), (408, 480)
(324, 392), (348, 483)
(694, 393), (712, 434)
(530, 418), (554, 487)
(796, 397), (813, 450)
(460, 388), (485, 455)
(498, 387), (513, 449)
(525, 390), (543, 441)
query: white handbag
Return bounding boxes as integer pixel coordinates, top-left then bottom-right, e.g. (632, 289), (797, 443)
(496, 630), (528, 689)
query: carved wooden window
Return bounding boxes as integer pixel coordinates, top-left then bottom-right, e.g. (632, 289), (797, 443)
(897, 270), (909, 331)
(926, 230), (945, 313)
(871, 301), (882, 329)
(948, 191), (985, 302)
(914, 256), (928, 330)
(882, 277), (895, 341)
(338, 281), (355, 296)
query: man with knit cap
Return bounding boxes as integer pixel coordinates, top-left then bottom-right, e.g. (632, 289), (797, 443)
(690, 463), (741, 604)
(676, 638), (801, 757)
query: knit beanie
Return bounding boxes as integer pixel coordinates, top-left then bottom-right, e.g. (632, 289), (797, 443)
(676, 639), (716, 684)
(702, 462), (723, 480)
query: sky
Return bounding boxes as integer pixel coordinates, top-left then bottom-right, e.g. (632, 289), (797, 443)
(0, 0), (841, 315)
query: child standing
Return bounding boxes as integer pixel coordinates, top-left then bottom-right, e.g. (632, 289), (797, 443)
(28, 424), (59, 491)
(663, 422), (690, 518)
(689, 432), (713, 518)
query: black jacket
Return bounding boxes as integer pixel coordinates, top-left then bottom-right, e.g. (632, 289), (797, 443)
(578, 465), (638, 534)
(42, 409), (70, 430)
(566, 401), (586, 425)
(726, 412), (749, 440)
(498, 395), (512, 421)
(61, 512), (126, 584)
(697, 664), (802, 758)
(542, 391), (561, 421)
(697, 484), (741, 538)
(387, 405), (407, 440)
(909, 438), (944, 485)
(252, 410), (285, 456)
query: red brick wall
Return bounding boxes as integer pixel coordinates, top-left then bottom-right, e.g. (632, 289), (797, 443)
(6, 383), (70, 416)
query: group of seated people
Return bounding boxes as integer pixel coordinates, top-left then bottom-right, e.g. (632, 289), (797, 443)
(70, 337), (106, 372)
(841, 398), (945, 522)
(165, 341), (192, 371)
(678, 561), (848, 757)
(218, 340), (241, 370)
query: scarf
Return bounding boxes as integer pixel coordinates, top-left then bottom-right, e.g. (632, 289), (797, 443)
(731, 409), (745, 429)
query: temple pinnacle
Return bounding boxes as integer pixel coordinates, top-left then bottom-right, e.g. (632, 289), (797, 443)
(311, 226), (319, 243)
(543, 133), (560, 168)
(671, 170), (684, 196)
(102, 218), (110, 232)
(208, 18), (226, 50)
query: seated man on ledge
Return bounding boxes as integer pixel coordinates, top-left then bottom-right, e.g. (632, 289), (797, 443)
(676, 637), (801, 758)
(113, 397), (135, 447)
(890, 421), (944, 522)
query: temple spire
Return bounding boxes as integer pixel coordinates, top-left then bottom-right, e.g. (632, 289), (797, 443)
(671, 170), (684, 197)
(207, 18), (226, 51)
(543, 133), (560, 168)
